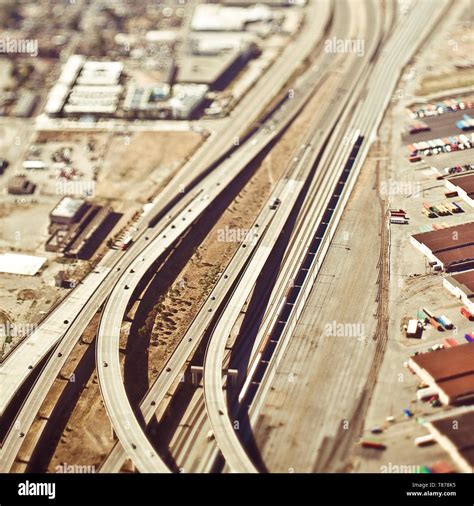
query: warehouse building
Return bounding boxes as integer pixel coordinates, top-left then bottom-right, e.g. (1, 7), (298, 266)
(44, 54), (85, 116)
(177, 43), (260, 90)
(446, 173), (474, 208)
(169, 84), (209, 120)
(410, 222), (474, 272)
(45, 56), (124, 118)
(191, 4), (273, 31)
(12, 91), (38, 118)
(123, 84), (171, 119)
(50, 197), (88, 225)
(426, 408), (474, 473)
(408, 342), (474, 405)
(443, 269), (474, 312)
(47, 198), (115, 259)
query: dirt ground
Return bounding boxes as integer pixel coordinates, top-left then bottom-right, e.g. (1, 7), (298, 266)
(95, 131), (203, 206)
(142, 84), (326, 387)
(11, 314), (113, 473)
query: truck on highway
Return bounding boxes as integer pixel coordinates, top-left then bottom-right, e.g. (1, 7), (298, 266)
(269, 197), (281, 210)
(121, 235), (133, 251)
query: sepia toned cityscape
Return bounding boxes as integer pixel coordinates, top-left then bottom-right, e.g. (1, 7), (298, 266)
(0, 0), (473, 504)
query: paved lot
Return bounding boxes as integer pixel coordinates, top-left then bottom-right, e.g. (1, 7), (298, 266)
(402, 108), (472, 143)
(253, 142), (383, 473)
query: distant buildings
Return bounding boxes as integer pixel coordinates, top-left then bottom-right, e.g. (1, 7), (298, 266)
(169, 84), (209, 120)
(124, 83), (208, 120)
(11, 91), (38, 118)
(191, 4), (273, 32)
(123, 83), (172, 119)
(44, 5), (266, 121)
(45, 55), (124, 118)
(177, 43), (260, 91)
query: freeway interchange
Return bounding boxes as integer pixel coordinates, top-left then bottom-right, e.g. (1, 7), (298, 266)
(0, 0), (450, 477)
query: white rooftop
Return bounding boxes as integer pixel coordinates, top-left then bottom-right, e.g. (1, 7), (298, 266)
(0, 253), (47, 276)
(191, 4), (273, 32)
(51, 197), (86, 219)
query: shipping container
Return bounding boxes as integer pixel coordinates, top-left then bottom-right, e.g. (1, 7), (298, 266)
(361, 440), (386, 450)
(437, 315), (454, 329)
(417, 310), (428, 323)
(460, 307), (474, 320)
(414, 434), (435, 447)
(429, 317), (443, 331)
(416, 386), (438, 401)
(442, 338), (458, 348)
(390, 217), (408, 224)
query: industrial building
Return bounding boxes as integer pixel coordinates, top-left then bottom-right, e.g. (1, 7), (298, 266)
(410, 222), (474, 272)
(443, 269), (474, 312)
(46, 197), (115, 259)
(408, 342), (474, 405)
(50, 197), (88, 225)
(191, 4), (273, 32)
(188, 33), (258, 56)
(7, 175), (36, 195)
(44, 55), (124, 117)
(169, 84), (209, 120)
(446, 173), (474, 208)
(123, 84), (171, 119)
(0, 253), (46, 276)
(426, 408), (474, 473)
(44, 54), (85, 116)
(176, 43), (260, 90)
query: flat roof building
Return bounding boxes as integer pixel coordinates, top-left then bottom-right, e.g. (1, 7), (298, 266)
(411, 222), (474, 272)
(191, 4), (273, 32)
(443, 269), (474, 312)
(426, 408), (474, 473)
(177, 43), (259, 90)
(0, 253), (46, 276)
(169, 84), (209, 120)
(408, 342), (474, 405)
(50, 197), (88, 225)
(446, 173), (474, 208)
(7, 175), (36, 195)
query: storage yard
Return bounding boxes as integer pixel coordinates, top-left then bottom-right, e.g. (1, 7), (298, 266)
(355, 1), (474, 474)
